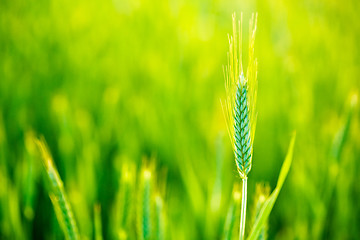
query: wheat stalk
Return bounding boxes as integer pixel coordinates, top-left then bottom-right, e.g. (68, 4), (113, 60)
(34, 137), (79, 240)
(222, 13), (258, 240)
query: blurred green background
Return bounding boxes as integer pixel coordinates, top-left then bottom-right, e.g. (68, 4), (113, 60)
(0, 0), (359, 239)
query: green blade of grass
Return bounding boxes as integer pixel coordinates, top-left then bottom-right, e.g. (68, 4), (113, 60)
(247, 133), (296, 240)
(251, 183), (270, 240)
(222, 184), (241, 240)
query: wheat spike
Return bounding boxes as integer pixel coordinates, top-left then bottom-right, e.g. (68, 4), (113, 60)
(116, 162), (135, 238)
(34, 137), (79, 240)
(222, 13), (258, 179)
(137, 168), (152, 240)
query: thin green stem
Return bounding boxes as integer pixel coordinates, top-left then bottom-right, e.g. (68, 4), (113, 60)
(239, 177), (247, 240)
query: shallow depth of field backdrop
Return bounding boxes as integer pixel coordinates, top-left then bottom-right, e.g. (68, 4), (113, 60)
(0, 0), (360, 239)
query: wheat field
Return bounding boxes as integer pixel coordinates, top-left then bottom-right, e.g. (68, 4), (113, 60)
(0, 0), (359, 239)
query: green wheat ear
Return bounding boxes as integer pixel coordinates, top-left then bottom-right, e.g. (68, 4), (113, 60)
(115, 162), (136, 239)
(222, 13), (258, 179)
(34, 137), (79, 240)
(137, 167), (153, 240)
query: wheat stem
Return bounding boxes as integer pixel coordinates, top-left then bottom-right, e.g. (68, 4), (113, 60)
(239, 177), (247, 240)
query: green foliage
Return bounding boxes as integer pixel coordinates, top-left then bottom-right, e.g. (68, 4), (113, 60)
(251, 183), (270, 240)
(222, 184), (241, 240)
(247, 133), (296, 240)
(94, 204), (103, 240)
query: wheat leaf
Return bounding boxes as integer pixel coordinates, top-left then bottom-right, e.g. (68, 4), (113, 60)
(247, 133), (296, 240)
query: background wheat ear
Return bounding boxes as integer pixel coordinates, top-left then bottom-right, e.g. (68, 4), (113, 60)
(34, 136), (79, 240)
(137, 166), (153, 240)
(113, 161), (136, 239)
